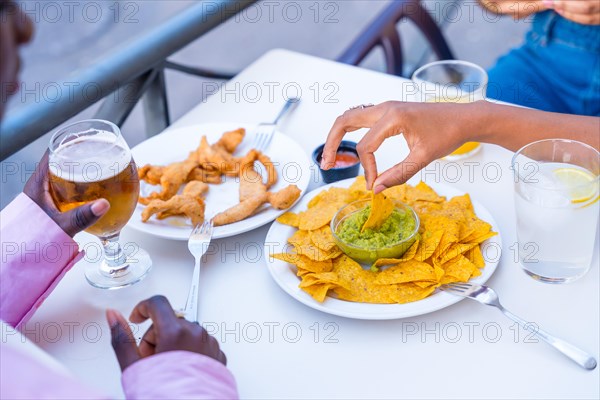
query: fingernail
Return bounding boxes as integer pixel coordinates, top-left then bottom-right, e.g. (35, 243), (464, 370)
(91, 199), (110, 216)
(542, 0), (554, 8)
(373, 184), (387, 194)
(106, 309), (118, 327)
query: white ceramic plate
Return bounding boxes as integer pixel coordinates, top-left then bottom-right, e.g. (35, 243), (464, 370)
(264, 178), (502, 320)
(129, 123), (312, 240)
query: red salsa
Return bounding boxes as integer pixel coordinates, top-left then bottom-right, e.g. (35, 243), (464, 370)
(332, 151), (359, 168)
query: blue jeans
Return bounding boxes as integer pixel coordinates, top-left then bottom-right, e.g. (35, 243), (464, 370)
(487, 11), (600, 116)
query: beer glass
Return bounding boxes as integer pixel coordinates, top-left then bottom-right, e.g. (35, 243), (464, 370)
(412, 60), (488, 160)
(49, 120), (151, 289)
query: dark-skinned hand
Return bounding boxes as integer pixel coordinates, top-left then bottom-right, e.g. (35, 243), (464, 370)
(107, 295), (227, 371)
(23, 151), (110, 237)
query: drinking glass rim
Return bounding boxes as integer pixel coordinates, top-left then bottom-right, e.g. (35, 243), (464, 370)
(412, 60), (488, 85)
(511, 138), (600, 190)
(49, 119), (122, 157)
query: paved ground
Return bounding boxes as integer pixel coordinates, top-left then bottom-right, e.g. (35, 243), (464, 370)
(1, 0), (530, 207)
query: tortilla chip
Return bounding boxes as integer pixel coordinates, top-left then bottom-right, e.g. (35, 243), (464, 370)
(349, 175), (368, 195)
(287, 229), (312, 248)
(438, 242), (479, 265)
(374, 260), (438, 285)
(300, 271), (339, 287)
(413, 182), (446, 203)
(298, 203), (339, 231)
(309, 225), (337, 251)
(414, 230), (444, 261)
(440, 255), (475, 284)
(370, 240), (419, 269)
(390, 283), (437, 303)
(466, 245), (486, 268)
(448, 193), (474, 211)
(308, 187), (355, 209)
(295, 243), (342, 262)
(463, 230), (497, 244)
(361, 192), (395, 232)
(271, 252), (302, 265)
(461, 218), (493, 242)
(301, 283), (333, 302)
(413, 280), (439, 289)
(277, 212), (300, 227)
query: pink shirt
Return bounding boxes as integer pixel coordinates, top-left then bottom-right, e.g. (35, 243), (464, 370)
(0, 193), (238, 399)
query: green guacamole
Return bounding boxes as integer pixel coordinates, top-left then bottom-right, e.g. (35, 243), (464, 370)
(337, 206), (416, 249)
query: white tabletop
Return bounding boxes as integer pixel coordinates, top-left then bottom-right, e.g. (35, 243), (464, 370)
(26, 49), (599, 399)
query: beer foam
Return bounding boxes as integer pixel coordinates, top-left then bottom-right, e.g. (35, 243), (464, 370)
(49, 131), (132, 183)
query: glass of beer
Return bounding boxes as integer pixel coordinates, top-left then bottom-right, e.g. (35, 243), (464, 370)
(412, 60), (488, 160)
(48, 119), (151, 289)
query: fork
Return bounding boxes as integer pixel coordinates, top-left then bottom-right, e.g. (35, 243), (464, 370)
(183, 220), (214, 323)
(440, 282), (597, 370)
(252, 97), (299, 151)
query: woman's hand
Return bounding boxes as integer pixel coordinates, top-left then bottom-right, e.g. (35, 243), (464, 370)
(108, 295), (227, 371)
(546, 0), (600, 25)
(23, 152), (109, 237)
(321, 101), (479, 193)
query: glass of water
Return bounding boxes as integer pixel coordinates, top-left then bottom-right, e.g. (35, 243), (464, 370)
(512, 139), (599, 283)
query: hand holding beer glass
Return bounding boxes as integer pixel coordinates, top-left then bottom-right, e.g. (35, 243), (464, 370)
(49, 120), (151, 289)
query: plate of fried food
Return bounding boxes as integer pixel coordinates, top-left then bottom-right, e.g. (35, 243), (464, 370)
(264, 176), (502, 320)
(129, 123), (311, 240)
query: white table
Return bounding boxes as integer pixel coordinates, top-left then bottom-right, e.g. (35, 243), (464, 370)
(25, 50), (599, 399)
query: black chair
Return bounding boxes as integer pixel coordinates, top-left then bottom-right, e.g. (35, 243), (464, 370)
(337, 0), (454, 77)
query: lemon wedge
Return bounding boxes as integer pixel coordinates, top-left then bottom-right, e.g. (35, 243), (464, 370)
(553, 168), (599, 203)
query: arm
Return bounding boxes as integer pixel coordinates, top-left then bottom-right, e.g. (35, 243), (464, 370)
(473, 100), (600, 151)
(108, 296), (238, 399)
(0, 154), (108, 328)
(121, 352), (238, 399)
(321, 100), (600, 191)
(0, 194), (83, 328)
(478, 0), (547, 18)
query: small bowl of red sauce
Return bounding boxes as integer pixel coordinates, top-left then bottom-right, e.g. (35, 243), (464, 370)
(313, 141), (361, 184)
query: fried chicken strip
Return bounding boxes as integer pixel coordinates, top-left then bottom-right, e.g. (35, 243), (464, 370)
(238, 160), (266, 202)
(213, 193), (268, 227)
(142, 181), (209, 226)
(213, 184), (301, 226)
(138, 165), (165, 185)
(215, 128), (245, 153)
(267, 185), (301, 209)
(213, 164), (301, 226)
(139, 160), (197, 205)
(187, 167), (223, 184)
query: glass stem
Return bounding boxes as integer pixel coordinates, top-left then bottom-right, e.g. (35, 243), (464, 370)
(100, 234), (129, 277)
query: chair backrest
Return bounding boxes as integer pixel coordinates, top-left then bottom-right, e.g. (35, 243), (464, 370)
(337, 0), (454, 77)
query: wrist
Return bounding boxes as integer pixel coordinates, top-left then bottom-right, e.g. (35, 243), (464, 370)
(448, 100), (489, 145)
(466, 100), (496, 143)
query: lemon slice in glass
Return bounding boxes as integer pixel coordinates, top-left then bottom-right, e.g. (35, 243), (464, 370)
(553, 168), (599, 203)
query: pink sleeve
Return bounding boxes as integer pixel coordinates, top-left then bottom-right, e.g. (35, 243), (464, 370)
(0, 193), (83, 329)
(122, 351), (239, 399)
(1, 341), (106, 400)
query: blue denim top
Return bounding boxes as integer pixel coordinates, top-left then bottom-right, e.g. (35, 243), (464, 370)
(529, 10), (600, 53)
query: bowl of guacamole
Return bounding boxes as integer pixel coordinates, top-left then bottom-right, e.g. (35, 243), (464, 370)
(331, 199), (420, 264)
